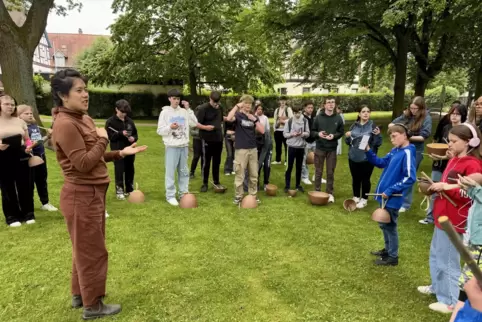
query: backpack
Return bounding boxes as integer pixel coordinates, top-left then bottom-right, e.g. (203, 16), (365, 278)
(288, 117), (308, 134)
(275, 107), (289, 129)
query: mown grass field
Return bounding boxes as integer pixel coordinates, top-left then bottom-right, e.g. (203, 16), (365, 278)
(0, 113), (447, 322)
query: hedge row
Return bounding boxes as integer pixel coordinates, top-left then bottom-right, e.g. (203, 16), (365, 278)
(36, 86), (457, 119)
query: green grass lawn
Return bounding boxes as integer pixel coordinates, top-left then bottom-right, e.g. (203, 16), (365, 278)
(0, 116), (447, 322)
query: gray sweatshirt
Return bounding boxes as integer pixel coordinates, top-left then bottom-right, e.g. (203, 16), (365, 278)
(283, 115), (309, 148)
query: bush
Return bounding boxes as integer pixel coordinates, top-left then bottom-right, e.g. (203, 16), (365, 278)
(36, 91), (402, 119)
(424, 86), (460, 109)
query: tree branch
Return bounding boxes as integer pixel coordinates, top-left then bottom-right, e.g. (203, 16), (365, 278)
(0, 0), (21, 42)
(21, 0), (54, 52)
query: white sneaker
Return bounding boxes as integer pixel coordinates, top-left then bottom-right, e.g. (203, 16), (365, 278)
(399, 207), (407, 213)
(356, 198), (368, 209)
(231, 171), (235, 175)
(419, 219), (433, 225)
(272, 161), (281, 165)
(26, 219), (36, 224)
(322, 178), (327, 184)
(428, 302), (453, 314)
(167, 198), (179, 206)
(41, 203), (58, 211)
(417, 285), (434, 295)
(9, 221), (21, 227)
(302, 178), (312, 185)
(312, 174), (315, 181)
(328, 194), (335, 203)
(352, 197), (360, 203)
(116, 193), (126, 201)
(105, 211), (109, 218)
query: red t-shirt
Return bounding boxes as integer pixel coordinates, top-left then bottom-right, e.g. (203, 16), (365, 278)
(434, 155), (482, 233)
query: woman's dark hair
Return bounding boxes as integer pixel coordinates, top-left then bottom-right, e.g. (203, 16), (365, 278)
(448, 104), (468, 123)
(356, 105), (371, 122)
(51, 68), (88, 107)
(115, 99), (131, 114)
(449, 124), (482, 159)
(0, 94), (17, 117)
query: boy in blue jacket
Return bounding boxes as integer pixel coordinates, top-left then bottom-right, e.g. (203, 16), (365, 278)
(365, 124), (416, 266)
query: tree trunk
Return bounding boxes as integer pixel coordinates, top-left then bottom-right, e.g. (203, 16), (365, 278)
(188, 64), (199, 106)
(0, 39), (42, 125)
(392, 32), (409, 119)
(414, 69), (429, 97)
(474, 56), (482, 100)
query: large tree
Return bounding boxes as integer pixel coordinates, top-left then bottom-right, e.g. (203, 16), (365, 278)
(86, 0), (285, 102)
(0, 0), (80, 124)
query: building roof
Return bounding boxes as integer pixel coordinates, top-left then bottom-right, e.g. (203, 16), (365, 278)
(48, 33), (109, 66)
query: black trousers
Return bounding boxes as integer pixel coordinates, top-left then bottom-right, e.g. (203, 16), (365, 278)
(274, 130), (287, 162)
(190, 138), (203, 175)
(114, 155), (135, 193)
(201, 140), (223, 185)
(32, 152), (49, 205)
(285, 147), (304, 189)
(0, 157), (34, 225)
(348, 160), (375, 199)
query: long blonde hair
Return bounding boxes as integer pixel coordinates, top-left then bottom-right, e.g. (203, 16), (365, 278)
(468, 96), (481, 125)
(404, 96), (428, 132)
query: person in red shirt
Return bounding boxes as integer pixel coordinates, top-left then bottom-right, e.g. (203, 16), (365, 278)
(417, 123), (482, 314)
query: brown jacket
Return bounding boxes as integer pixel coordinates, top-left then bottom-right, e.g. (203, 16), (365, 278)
(52, 107), (122, 185)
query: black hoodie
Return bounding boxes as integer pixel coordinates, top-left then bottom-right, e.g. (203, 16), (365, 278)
(105, 115), (138, 150)
(310, 110), (344, 152)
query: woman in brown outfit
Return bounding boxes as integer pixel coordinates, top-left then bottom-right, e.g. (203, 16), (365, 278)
(51, 69), (147, 320)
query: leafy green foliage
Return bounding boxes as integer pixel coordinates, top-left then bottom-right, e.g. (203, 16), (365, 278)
(425, 85), (460, 108)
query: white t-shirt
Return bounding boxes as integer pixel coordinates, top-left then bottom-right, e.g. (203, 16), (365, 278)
(258, 114), (270, 133)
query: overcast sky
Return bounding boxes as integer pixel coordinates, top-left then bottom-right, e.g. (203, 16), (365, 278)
(47, 0), (118, 35)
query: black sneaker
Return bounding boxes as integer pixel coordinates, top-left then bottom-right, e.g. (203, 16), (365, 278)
(82, 300), (121, 320)
(200, 184), (208, 193)
(72, 295), (83, 309)
(297, 186), (305, 193)
(284, 187), (289, 193)
(370, 248), (388, 257)
(190, 174), (195, 179)
(374, 256), (398, 266)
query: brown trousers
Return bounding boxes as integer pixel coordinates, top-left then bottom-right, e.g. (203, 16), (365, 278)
(314, 150), (337, 194)
(60, 182), (109, 308)
(234, 148), (258, 198)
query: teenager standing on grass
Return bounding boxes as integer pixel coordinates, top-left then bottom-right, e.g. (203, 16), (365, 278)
(311, 96), (344, 203)
(273, 96), (293, 165)
(196, 91), (224, 192)
(345, 105), (382, 209)
(189, 104), (203, 178)
(389, 96), (432, 212)
(51, 69), (147, 320)
(417, 124), (482, 314)
(366, 124), (416, 266)
(226, 95), (265, 204)
(419, 103), (467, 224)
(105, 99), (139, 200)
(157, 89), (199, 206)
(301, 101), (316, 185)
(0, 95), (35, 227)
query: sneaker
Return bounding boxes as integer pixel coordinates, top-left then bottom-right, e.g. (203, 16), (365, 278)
(167, 198), (179, 206)
(272, 161), (281, 165)
(116, 193), (126, 200)
(231, 171), (235, 175)
(256, 198), (261, 204)
(399, 207), (407, 213)
(224, 173), (231, 176)
(322, 178), (327, 184)
(370, 248), (388, 257)
(233, 197), (242, 205)
(200, 184), (208, 193)
(284, 187), (289, 193)
(41, 203), (58, 211)
(284, 161), (287, 166)
(264, 184), (267, 191)
(374, 256), (398, 266)
(26, 219), (36, 224)
(352, 197), (360, 203)
(328, 194), (335, 203)
(297, 186), (305, 193)
(302, 178), (312, 185)
(428, 302), (453, 314)
(72, 295), (83, 309)
(82, 300), (121, 320)
(190, 174), (195, 179)
(9, 221), (21, 227)
(105, 211), (109, 218)
(312, 174), (315, 181)
(417, 285), (434, 295)
(356, 198), (368, 209)
(419, 219), (433, 225)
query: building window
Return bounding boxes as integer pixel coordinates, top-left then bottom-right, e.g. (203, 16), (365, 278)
(54, 52), (66, 67)
(302, 87), (311, 94)
(278, 87), (287, 95)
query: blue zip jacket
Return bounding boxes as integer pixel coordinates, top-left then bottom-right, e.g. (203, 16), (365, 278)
(467, 186), (482, 246)
(366, 144), (417, 209)
(455, 300), (482, 321)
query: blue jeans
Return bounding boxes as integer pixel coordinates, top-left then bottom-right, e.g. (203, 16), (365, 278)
(430, 227), (461, 306)
(165, 146), (190, 200)
(402, 151), (423, 209)
(424, 170), (443, 223)
(378, 207), (399, 258)
(301, 142), (315, 180)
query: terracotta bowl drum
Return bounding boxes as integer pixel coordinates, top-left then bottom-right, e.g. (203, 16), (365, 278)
(306, 151), (315, 165)
(240, 195), (258, 209)
(28, 155), (44, 167)
(426, 143), (448, 156)
(372, 208), (391, 223)
(343, 199), (357, 212)
(127, 190), (145, 203)
(417, 178), (432, 196)
(287, 189), (297, 197)
(308, 191), (329, 206)
(265, 184), (278, 196)
(179, 193), (198, 208)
